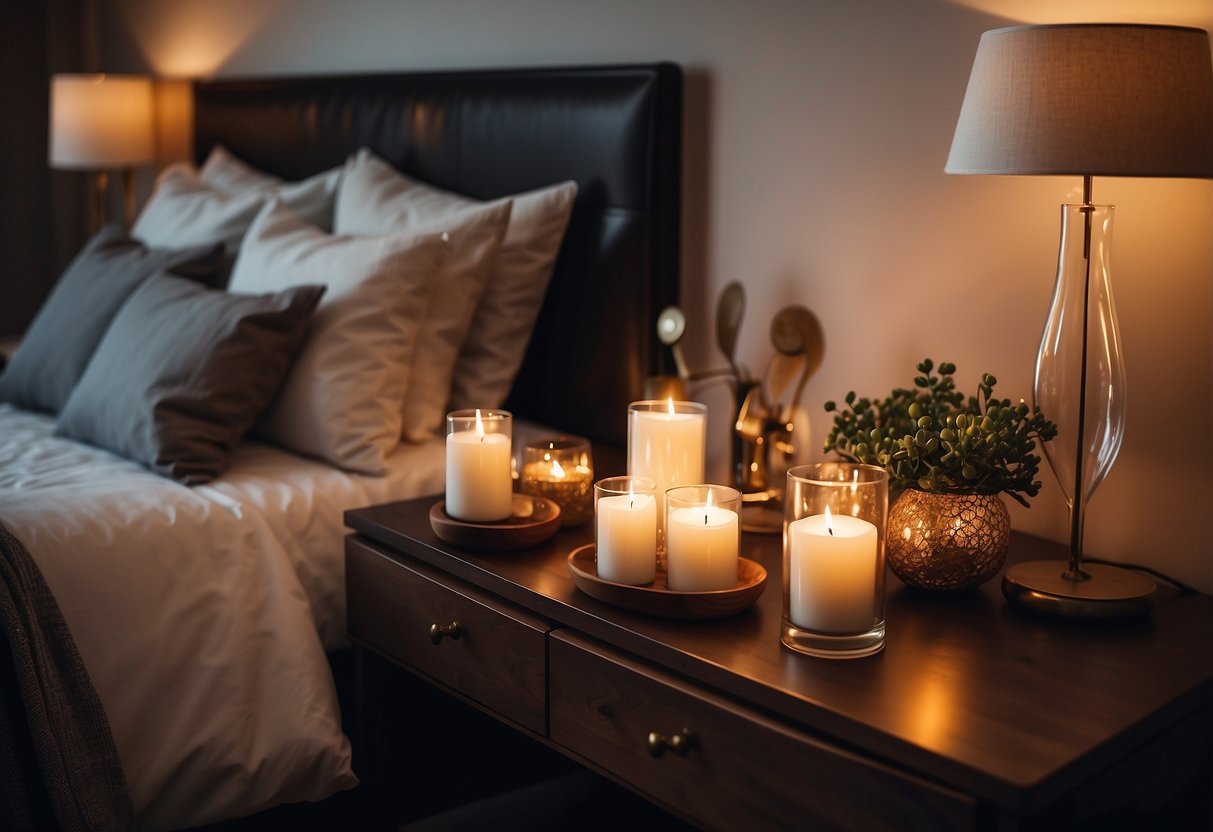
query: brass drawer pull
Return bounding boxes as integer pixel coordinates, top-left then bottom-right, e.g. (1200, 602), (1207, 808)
(429, 621), (463, 645)
(647, 728), (694, 758)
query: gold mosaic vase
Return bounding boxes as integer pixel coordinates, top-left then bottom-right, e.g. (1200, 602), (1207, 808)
(886, 490), (1010, 591)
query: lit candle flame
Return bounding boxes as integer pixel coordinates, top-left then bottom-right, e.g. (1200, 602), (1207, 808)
(667, 397), (675, 415)
(825, 504), (835, 536)
(551, 458), (565, 479)
(704, 488), (714, 525)
(474, 408), (485, 441)
(628, 480), (635, 510)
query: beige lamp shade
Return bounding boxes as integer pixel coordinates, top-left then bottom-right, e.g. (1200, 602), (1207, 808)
(946, 24), (1213, 178)
(49, 74), (155, 170)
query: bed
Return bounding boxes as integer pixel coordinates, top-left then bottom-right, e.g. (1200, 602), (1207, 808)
(0, 63), (681, 830)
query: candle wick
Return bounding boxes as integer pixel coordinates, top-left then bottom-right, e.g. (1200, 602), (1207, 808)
(828, 527), (834, 536)
(704, 514), (708, 526)
(630, 499), (634, 510)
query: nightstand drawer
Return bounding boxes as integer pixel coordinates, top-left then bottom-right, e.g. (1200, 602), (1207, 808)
(346, 536), (550, 735)
(550, 631), (975, 831)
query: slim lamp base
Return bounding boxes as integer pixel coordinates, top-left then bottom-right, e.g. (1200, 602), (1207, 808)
(1002, 561), (1155, 619)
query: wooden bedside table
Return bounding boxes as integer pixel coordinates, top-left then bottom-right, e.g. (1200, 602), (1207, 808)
(345, 496), (1213, 830)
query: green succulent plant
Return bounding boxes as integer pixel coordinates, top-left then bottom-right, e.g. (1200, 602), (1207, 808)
(823, 359), (1057, 507)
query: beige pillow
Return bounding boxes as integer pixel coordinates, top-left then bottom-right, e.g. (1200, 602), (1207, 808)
(335, 149), (513, 441)
(228, 200), (449, 474)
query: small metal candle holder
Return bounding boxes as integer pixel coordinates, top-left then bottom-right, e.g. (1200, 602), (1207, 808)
(519, 438), (594, 527)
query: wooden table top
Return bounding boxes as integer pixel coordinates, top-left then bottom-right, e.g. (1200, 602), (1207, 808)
(345, 494), (1213, 817)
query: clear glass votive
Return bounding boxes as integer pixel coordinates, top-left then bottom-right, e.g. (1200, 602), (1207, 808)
(782, 463), (887, 659)
(627, 399), (707, 553)
(445, 409), (513, 523)
(594, 476), (658, 585)
(665, 484), (742, 592)
(520, 438), (594, 527)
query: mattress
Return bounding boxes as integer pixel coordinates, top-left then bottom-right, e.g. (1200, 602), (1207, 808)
(0, 403), (446, 829)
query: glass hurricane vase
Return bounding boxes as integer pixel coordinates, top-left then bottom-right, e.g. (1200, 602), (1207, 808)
(1033, 203), (1125, 575)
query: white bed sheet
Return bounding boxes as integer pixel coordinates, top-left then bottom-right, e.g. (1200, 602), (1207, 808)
(0, 403), (445, 830)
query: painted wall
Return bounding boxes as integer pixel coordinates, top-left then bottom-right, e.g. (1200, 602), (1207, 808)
(98, 0), (1213, 593)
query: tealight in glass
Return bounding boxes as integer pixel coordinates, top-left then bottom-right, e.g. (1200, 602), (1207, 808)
(445, 409), (512, 523)
(594, 476), (657, 585)
(782, 463), (887, 659)
(520, 438), (594, 527)
(665, 484), (741, 592)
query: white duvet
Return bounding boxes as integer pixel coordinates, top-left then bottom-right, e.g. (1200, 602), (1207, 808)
(0, 403), (446, 830)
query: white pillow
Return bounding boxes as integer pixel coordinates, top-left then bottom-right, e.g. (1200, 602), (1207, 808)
(201, 144), (287, 194)
(335, 149), (514, 441)
(201, 145), (341, 231)
(132, 158), (339, 252)
(336, 150), (577, 417)
(133, 165), (266, 252)
(228, 200), (449, 474)
(448, 178), (577, 410)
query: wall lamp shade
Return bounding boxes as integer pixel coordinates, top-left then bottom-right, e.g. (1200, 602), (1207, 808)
(946, 24), (1213, 178)
(945, 24), (1213, 617)
(50, 74), (155, 231)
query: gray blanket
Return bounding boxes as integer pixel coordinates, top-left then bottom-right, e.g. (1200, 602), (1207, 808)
(0, 520), (136, 831)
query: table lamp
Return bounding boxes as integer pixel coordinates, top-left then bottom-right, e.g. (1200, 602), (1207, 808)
(945, 24), (1213, 616)
(49, 73), (155, 232)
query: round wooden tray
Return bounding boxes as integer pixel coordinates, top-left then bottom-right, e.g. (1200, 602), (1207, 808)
(429, 495), (561, 551)
(566, 544), (767, 619)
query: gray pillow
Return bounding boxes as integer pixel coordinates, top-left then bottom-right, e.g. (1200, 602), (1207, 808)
(56, 273), (324, 485)
(0, 225), (223, 414)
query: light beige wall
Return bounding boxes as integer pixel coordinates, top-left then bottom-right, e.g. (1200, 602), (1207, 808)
(100, 0), (1213, 593)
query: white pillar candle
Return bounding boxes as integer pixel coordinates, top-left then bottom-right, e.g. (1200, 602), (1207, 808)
(596, 493), (657, 585)
(628, 400), (706, 545)
(666, 504), (739, 591)
(788, 507), (878, 633)
(445, 413), (512, 522)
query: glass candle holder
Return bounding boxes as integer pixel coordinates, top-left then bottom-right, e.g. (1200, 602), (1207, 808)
(445, 409), (513, 523)
(627, 399), (707, 553)
(782, 463), (887, 659)
(594, 476), (658, 585)
(665, 484), (742, 592)
(520, 438), (594, 527)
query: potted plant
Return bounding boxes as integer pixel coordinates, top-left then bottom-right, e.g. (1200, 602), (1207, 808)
(823, 359), (1057, 590)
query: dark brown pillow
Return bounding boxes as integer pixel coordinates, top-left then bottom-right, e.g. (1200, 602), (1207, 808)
(0, 224), (223, 414)
(55, 273), (324, 485)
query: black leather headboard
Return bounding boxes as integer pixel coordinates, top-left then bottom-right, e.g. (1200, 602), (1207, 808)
(192, 63), (682, 447)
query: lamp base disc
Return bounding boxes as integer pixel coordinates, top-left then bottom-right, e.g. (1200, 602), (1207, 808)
(1002, 561), (1155, 619)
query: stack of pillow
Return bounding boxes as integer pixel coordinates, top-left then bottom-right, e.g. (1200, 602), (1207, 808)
(0, 146), (576, 485)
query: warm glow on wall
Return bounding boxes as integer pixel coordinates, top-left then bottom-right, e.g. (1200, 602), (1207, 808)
(110, 0), (287, 77)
